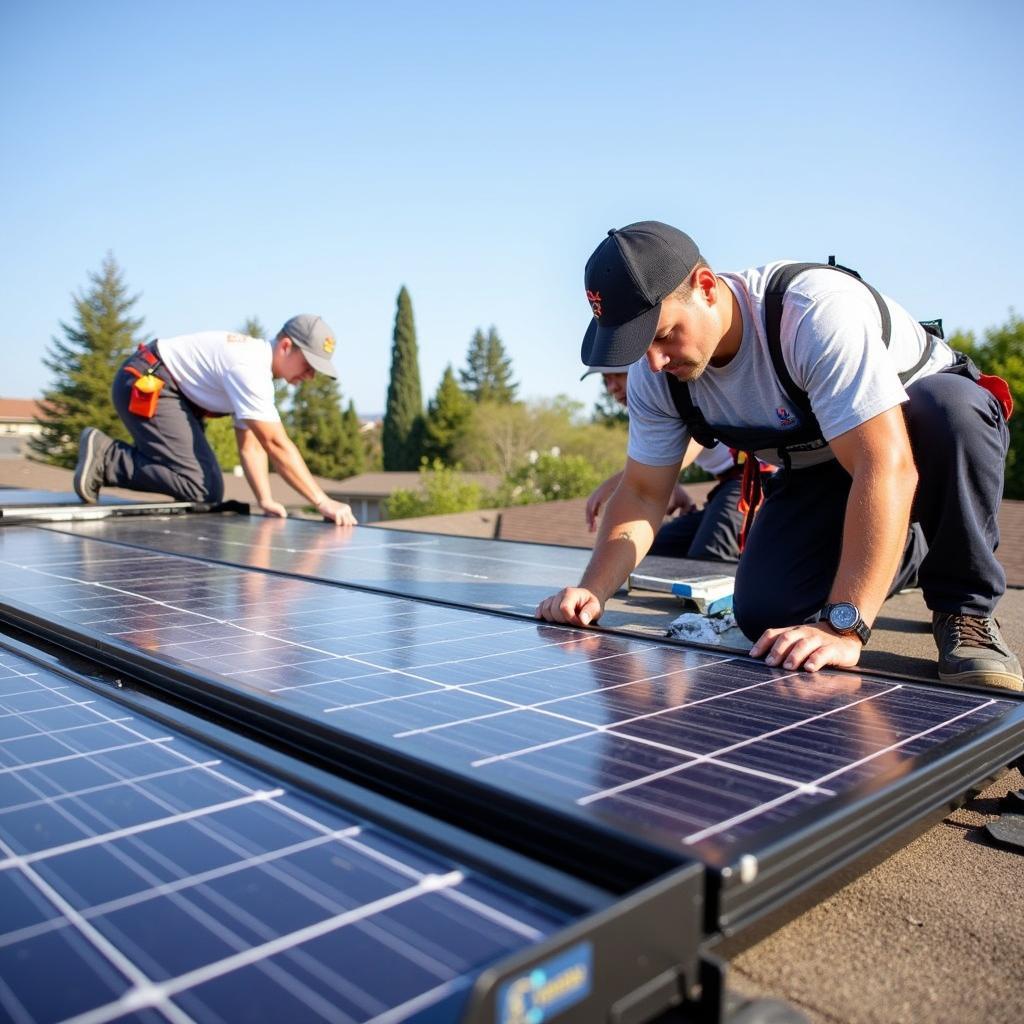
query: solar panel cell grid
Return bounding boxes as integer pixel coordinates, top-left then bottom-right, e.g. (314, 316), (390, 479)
(0, 644), (566, 1024)
(1, 528), (1014, 874)
(42, 516), (595, 613)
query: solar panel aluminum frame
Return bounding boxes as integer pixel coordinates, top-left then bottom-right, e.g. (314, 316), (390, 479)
(0, 627), (710, 1024)
(0, 499), (247, 524)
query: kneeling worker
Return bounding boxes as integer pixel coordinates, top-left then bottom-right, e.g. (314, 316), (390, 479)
(74, 315), (357, 525)
(538, 221), (1021, 691)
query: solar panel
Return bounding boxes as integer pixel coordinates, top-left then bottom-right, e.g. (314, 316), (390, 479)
(0, 489), (141, 512)
(39, 515), (596, 614)
(3, 525), (1021, 934)
(0, 636), (585, 1023)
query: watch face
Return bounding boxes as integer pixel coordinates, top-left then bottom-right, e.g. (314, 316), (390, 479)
(829, 603), (859, 631)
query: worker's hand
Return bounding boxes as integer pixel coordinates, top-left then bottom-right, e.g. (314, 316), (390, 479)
(259, 499), (288, 518)
(316, 497), (358, 526)
(585, 479), (619, 532)
(535, 588), (604, 627)
(750, 623), (863, 673)
(666, 483), (696, 517)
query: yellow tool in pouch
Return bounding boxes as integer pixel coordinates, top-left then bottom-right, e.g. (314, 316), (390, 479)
(125, 366), (165, 418)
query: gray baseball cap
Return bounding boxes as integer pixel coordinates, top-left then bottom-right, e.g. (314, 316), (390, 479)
(280, 314), (339, 378)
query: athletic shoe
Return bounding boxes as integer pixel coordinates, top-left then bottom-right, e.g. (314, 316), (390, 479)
(932, 613), (1023, 692)
(73, 428), (113, 504)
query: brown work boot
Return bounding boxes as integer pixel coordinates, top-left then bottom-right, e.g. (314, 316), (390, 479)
(73, 428), (114, 504)
(932, 613), (1023, 692)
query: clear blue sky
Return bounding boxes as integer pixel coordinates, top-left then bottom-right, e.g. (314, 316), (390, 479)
(1, 1), (1021, 416)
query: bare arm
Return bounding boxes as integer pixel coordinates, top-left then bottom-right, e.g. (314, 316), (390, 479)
(243, 419), (358, 526)
(537, 457), (681, 625)
(750, 406), (917, 671)
(585, 470), (624, 532)
(236, 426), (287, 517)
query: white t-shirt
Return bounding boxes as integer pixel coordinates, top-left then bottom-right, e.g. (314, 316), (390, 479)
(627, 262), (955, 471)
(157, 331), (280, 427)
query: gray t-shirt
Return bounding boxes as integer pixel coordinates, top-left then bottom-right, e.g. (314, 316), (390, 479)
(626, 262), (956, 471)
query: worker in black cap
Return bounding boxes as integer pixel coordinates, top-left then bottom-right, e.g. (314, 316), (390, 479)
(73, 315), (357, 525)
(537, 221), (1020, 692)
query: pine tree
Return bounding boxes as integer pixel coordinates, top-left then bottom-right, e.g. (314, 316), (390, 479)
(382, 286), (424, 469)
(459, 326), (518, 404)
(422, 365), (473, 464)
(31, 254), (144, 466)
(289, 374), (357, 479)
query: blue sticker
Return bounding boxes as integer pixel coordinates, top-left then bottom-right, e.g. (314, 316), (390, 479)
(497, 942), (593, 1024)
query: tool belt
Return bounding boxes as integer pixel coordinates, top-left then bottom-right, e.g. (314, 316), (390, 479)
(125, 343), (166, 418)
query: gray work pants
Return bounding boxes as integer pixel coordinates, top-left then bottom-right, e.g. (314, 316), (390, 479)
(732, 364), (1008, 639)
(106, 346), (225, 503)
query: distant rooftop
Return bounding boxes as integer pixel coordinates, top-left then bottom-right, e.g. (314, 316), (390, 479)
(0, 398), (44, 421)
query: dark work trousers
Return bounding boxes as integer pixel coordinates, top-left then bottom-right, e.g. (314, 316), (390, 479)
(732, 368), (1009, 640)
(106, 349), (225, 503)
(648, 476), (744, 562)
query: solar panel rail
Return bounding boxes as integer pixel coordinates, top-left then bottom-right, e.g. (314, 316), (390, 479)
(0, 627), (715, 1024)
(2, 516), (1022, 948)
(0, 495), (250, 526)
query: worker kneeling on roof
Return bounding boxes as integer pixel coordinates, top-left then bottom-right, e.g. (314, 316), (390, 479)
(73, 315), (357, 526)
(536, 221), (1021, 692)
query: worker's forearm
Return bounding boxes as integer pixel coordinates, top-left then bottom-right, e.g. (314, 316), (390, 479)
(580, 487), (663, 602)
(829, 467), (916, 625)
(237, 432), (274, 504)
(264, 437), (328, 505)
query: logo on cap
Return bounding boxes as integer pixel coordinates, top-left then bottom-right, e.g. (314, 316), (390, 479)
(323, 336), (336, 355)
(586, 290), (602, 318)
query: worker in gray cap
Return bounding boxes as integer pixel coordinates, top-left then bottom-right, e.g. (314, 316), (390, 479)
(538, 221), (1020, 692)
(73, 315), (357, 525)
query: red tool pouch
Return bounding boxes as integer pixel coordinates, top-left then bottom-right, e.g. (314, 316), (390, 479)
(978, 373), (1013, 421)
(125, 366), (165, 418)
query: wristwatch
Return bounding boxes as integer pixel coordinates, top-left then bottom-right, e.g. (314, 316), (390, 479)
(818, 602), (871, 645)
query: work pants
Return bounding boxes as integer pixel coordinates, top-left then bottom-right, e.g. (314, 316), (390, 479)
(648, 476), (744, 562)
(106, 348), (225, 503)
(732, 367), (1009, 640)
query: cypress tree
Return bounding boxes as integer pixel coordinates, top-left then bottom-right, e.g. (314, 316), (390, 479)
(382, 286), (424, 469)
(422, 365), (473, 464)
(31, 254), (143, 466)
(458, 325), (518, 403)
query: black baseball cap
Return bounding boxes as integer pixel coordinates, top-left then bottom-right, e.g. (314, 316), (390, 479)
(580, 221), (702, 368)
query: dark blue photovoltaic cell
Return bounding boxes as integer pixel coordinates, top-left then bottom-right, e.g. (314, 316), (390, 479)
(0, 527), (1016, 862)
(0, 643), (566, 1024)
(43, 515), (595, 613)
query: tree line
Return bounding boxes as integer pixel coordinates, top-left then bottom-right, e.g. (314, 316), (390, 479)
(30, 256), (1024, 513)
